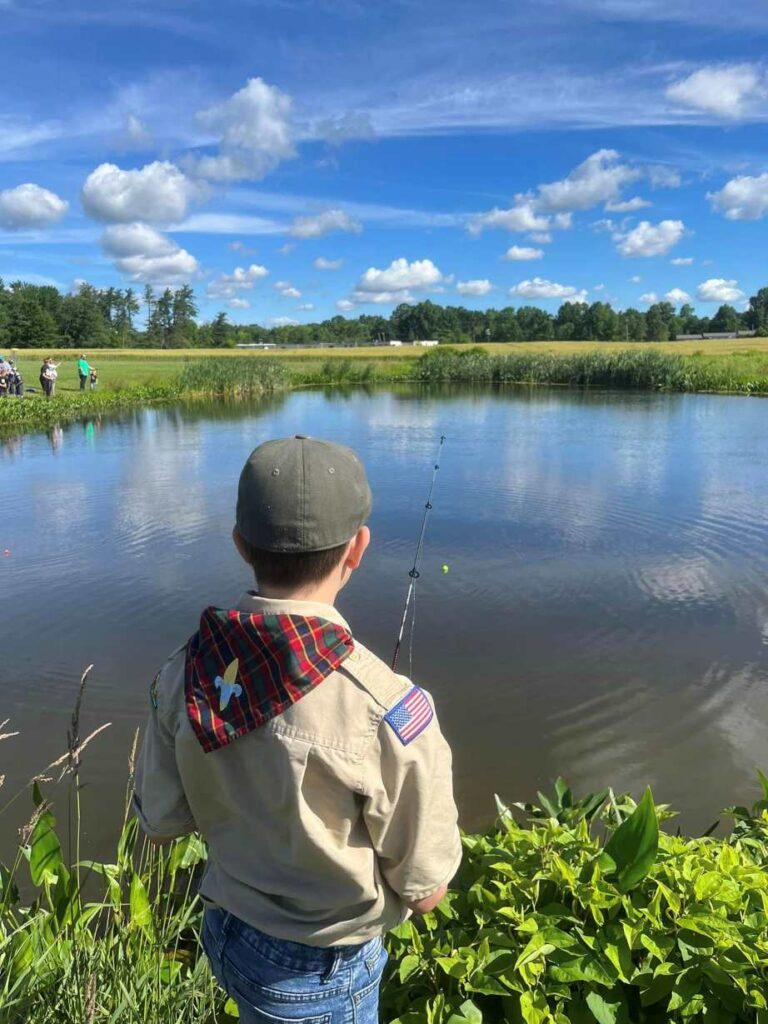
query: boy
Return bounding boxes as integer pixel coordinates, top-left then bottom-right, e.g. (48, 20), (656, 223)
(133, 436), (461, 1024)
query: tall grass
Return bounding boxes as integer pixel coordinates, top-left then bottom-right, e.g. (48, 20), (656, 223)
(177, 357), (288, 396)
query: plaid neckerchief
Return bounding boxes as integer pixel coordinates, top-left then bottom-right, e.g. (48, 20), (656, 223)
(185, 607), (354, 753)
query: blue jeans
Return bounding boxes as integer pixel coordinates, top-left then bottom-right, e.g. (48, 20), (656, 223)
(202, 906), (388, 1024)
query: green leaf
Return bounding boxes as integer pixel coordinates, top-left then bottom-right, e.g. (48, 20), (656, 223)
(399, 954), (421, 982)
(128, 871), (155, 940)
(586, 989), (629, 1024)
(446, 999), (483, 1024)
(603, 787), (659, 892)
(28, 808), (62, 886)
(224, 996), (240, 1018)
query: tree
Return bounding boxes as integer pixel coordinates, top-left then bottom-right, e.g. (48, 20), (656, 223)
(211, 311), (230, 347)
(5, 292), (58, 347)
(710, 304), (740, 334)
(516, 306), (554, 341)
(645, 302), (676, 342)
(746, 287), (768, 335)
(60, 288), (110, 347)
(171, 284), (198, 346)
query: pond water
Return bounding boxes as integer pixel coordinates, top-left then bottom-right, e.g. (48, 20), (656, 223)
(2, 385), (768, 856)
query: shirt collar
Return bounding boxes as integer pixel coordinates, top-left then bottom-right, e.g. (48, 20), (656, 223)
(235, 591), (352, 635)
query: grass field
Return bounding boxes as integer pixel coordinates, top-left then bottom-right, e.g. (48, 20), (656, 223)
(11, 339), (768, 394)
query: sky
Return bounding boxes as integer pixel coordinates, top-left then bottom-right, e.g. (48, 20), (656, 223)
(2, 0), (768, 326)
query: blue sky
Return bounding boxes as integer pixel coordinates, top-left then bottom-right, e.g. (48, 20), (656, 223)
(2, 0), (768, 325)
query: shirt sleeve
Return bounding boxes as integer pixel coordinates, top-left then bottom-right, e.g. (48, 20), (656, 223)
(133, 678), (196, 841)
(362, 689), (462, 902)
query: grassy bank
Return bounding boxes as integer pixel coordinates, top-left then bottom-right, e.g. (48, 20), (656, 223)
(3, 346), (768, 439)
(3, 690), (768, 1023)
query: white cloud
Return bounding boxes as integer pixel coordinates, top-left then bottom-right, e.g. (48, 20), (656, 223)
(344, 257), (444, 307)
(630, 275), (642, 283)
(456, 279), (493, 296)
(190, 78), (296, 182)
(314, 111), (374, 144)
(647, 165), (683, 189)
(313, 256), (344, 270)
(665, 287), (691, 304)
(336, 299), (355, 312)
(101, 222), (199, 284)
(268, 316), (299, 326)
(708, 173), (768, 221)
(671, 257), (694, 265)
(228, 240), (257, 254)
(468, 202), (550, 235)
(639, 292), (658, 305)
(277, 242), (296, 254)
(529, 232), (551, 244)
(510, 277), (588, 301)
(0, 183), (69, 229)
(537, 149), (641, 212)
(298, 302), (315, 311)
(82, 161), (195, 224)
(696, 278), (745, 302)
(615, 219), (685, 257)
(228, 297), (251, 309)
(207, 263), (269, 299)
(274, 280), (302, 299)
(666, 64), (764, 118)
(503, 245), (544, 261)
(594, 283), (605, 291)
(122, 113), (152, 148)
(605, 196), (652, 212)
(289, 209), (362, 238)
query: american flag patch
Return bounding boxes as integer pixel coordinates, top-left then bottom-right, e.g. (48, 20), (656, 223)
(384, 687), (434, 745)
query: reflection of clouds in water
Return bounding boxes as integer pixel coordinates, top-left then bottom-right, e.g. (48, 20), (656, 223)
(636, 556), (724, 607)
(34, 480), (90, 535)
(115, 423), (208, 547)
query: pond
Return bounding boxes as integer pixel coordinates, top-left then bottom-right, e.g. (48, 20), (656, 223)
(2, 385), (768, 856)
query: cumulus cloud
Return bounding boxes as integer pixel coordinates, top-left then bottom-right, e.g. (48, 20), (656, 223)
(468, 202), (550, 235)
(666, 64), (764, 118)
(188, 78), (296, 182)
(289, 209), (362, 238)
(503, 245), (544, 261)
(696, 278), (745, 302)
(639, 292), (658, 305)
(708, 173), (768, 220)
(207, 263), (269, 299)
(228, 297), (251, 309)
(336, 299), (355, 312)
(605, 196), (652, 212)
(0, 183), (69, 229)
(346, 256), (443, 306)
(456, 279), (493, 296)
(665, 288), (691, 304)
(102, 222), (199, 284)
(671, 257), (694, 265)
(274, 280), (302, 299)
(614, 219), (685, 257)
(537, 149), (641, 212)
(313, 256), (344, 270)
(509, 277), (588, 302)
(647, 166), (683, 190)
(82, 161), (195, 223)
(529, 231), (552, 244)
(630, 275), (642, 284)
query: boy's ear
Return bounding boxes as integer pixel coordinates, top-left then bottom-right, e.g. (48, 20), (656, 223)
(344, 526), (370, 572)
(232, 525), (251, 565)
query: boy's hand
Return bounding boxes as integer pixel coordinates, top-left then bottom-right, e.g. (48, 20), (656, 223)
(407, 883), (447, 915)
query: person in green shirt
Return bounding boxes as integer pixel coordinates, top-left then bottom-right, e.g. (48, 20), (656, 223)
(77, 354), (90, 391)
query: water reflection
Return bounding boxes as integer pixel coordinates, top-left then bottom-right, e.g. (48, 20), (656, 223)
(2, 386), (767, 858)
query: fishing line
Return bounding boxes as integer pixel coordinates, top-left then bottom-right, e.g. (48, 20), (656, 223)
(392, 434), (446, 673)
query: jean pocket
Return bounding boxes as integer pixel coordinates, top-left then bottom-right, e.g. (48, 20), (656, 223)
(352, 972), (383, 1024)
(227, 979), (332, 1024)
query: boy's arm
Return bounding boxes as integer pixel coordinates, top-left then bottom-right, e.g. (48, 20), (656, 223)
(133, 673), (196, 843)
(362, 687), (462, 912)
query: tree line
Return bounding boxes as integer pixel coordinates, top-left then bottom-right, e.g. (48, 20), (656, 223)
(2, 277), (768, 349)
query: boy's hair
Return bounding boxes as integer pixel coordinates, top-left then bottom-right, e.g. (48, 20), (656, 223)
(240, 537), (349, 589)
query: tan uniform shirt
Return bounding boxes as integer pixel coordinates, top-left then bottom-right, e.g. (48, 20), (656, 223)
(134, 592), (462, 947)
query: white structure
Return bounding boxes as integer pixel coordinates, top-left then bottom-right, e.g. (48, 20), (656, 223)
(389, 339), (403, 347)
(415, 339), (439, 347)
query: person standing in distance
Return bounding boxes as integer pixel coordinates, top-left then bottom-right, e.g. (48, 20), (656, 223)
(77, 353), (91, 391)
(133, 436), (462, 1024)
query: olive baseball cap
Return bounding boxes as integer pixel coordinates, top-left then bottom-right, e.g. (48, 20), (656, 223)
(236, 436), (373, 553)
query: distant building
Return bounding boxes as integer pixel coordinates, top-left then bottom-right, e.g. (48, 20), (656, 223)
(676, 331), (756, 341)
(415, 339), (439, 347)
(389, 339), (403, 347)
(236, 342), (277, 349)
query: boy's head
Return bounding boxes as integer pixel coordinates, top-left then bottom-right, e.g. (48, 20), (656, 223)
(234, 436), (372, 596)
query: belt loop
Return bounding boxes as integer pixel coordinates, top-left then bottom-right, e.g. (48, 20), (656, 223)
(321, 950), (343, 983)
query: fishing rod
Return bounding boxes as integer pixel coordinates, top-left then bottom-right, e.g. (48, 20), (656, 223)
(392, 434), (446, 672)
